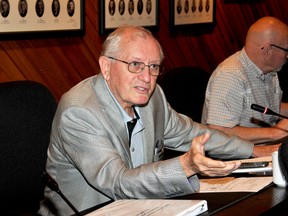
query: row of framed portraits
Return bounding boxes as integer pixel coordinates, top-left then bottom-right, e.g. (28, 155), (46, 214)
(100, 0), (215, 35)
(0, 0), (84, 37)
(0, 0), (214, 37)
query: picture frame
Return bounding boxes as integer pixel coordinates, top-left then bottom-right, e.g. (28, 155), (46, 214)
(170, 0), (215, 31)
(0, 0), (85, 38)
(99, 0), (159, 35)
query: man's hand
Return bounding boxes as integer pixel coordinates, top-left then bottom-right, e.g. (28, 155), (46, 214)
(252, 144), (280, 157)
(274, 119), (288, 132)
(180, 133), (241, 177)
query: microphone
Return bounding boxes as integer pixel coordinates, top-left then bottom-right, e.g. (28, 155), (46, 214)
(41, 171), (82, 216)
(251, 104), (288, 119)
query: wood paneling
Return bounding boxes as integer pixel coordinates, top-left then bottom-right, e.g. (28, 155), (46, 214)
(0, 0), (288, 101)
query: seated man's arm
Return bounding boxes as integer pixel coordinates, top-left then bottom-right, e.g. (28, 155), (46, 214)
(280, 102), (288, 116)
(208, 123), (288, 144)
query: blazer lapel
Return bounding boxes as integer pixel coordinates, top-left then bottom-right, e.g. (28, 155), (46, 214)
(139, 107), (155, 163)
(94, 75), (133, 166)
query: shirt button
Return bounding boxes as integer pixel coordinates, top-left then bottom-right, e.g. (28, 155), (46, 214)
(132, 148), (135, 152)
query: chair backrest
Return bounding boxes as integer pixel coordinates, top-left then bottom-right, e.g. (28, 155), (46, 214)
(157, 67), (210, 159)
(278, 62), (288, 102)
(0, 81), (57, 214)
(157, 66), (210, 123)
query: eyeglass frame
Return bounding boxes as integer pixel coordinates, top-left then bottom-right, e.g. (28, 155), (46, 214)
(270, 44), (288, 53)
(106, 56), (164, 76)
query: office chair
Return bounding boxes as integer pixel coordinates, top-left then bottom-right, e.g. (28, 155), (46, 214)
(158, 66), (210, 123)
(157, 66), (210, 159)
(0, 81), (57, 215)
(278, 63), (288, 102)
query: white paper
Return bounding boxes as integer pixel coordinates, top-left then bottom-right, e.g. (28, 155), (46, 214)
(199, 176), (273, 193)
(85, 199), (208, 216)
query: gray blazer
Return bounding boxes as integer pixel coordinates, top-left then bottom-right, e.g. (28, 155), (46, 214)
(39, 74), (253, 216)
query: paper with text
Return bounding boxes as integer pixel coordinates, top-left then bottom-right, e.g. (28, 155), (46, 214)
(85, 199), (208, 216)
(199, 176), (273, 193)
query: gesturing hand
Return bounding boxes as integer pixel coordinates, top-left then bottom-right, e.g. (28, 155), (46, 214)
(180, 133), (241, 177)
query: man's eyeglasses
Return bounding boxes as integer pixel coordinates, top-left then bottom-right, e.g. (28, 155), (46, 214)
(270, 44), (288, 53)
(107, 56), (163, 76)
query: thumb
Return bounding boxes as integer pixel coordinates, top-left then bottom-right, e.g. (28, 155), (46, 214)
(199, 133), (210, 152)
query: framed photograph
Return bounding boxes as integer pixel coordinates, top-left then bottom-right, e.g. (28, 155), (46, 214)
(170, 0), (215, 31)
(99, 0), (159, 35)
(0, 0), (84, 37)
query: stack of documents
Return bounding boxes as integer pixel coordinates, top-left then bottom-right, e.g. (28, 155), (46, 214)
(85, 199), (208, 216)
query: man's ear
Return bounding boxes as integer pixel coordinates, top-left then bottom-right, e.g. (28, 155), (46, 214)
(99, 56), (111, 81)
(262, 44), (272, 59)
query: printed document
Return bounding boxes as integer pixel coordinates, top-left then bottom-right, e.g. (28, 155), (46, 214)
(85, 199), (208, 216)
(199, 176), (273, 193)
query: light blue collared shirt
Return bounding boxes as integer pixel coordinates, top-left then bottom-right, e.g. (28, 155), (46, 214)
(104, 81), (145, 167)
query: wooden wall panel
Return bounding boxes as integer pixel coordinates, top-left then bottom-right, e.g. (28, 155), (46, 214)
(0, 0), (288, 101)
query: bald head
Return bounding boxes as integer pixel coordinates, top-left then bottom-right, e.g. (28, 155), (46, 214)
(245, 16), (288, 73)
(246, 16), (288, 47)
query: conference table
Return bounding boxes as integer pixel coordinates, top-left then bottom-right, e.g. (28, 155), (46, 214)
(179, 182), (288, 215)
(81, 173), (288, 215)
(175, 171), (288, 215)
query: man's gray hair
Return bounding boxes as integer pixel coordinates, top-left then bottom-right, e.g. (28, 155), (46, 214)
(101, 25), (164, 61)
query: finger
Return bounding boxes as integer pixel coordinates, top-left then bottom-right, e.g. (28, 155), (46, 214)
(197, 159), (240, 176)
(192, 133), (210, 153)
(201, 162), (240, 176)
(200, 133), (210, 152)
(224, 161), (241, 169)
(204, 156), (226, 168)
(200, 133), (210, 143)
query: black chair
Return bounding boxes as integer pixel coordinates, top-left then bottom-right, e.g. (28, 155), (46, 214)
(0, 81), (57, 215)
(157, 66), (211, 159)
(278, 63), (288, 102)
(157, 66), (210, 123)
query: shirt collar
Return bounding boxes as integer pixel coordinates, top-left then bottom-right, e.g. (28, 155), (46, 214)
(241, 48), (277, 81)
(104, 80), (141, 123)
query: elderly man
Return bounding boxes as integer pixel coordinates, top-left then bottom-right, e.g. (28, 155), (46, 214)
(39, 25), (278, 216)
